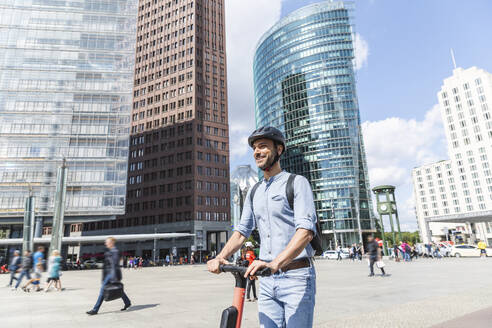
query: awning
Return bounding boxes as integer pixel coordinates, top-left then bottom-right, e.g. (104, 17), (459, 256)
(0, 233), (195, 246)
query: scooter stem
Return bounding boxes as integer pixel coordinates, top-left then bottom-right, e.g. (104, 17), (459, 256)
(232, 272), (247, 328)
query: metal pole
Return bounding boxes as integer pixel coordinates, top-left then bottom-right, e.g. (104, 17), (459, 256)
(233, 184), (243, 262)
(332, 198), (338, 250)
(392, 191), (403, 242)
(29, 195), (35, 252)
(22, 188), (35, 253)
(378, 214), (388, 256)
(49, 159), (68, 256)
(394, 210), (403, 242)
(153, 227), (157, 264)
(388, 212), (397, 246)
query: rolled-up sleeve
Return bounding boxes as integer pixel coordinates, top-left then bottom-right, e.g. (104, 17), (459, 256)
(234, 187), (256, 238)
(293, 176), (317, 235)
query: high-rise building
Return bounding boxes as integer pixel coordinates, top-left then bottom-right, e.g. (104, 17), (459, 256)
(0, 1), (137, 239)
(253, 2), (376, 248)
(80, 0), (231, 260)
(413, 66), (492, 245)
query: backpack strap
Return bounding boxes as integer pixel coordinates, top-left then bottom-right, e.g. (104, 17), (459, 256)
(286, 174), (296, 210)
(249, 180), (262, 209)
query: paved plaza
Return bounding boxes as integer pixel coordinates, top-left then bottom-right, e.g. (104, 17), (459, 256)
(2, 258), (492, 327)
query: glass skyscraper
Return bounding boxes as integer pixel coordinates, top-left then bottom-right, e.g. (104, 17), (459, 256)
(0, 1), (137, 228)
(253, 1), (376, 248)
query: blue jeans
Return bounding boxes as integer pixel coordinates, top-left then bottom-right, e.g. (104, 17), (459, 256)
(9, 269), (18, 286)
(258, 265), (316, 328)
(93, 275), (131, 312)
(15, 270), (31, 288)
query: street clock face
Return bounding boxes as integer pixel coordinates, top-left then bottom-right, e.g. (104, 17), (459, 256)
(391, 204), (397, 211)
(380, 204), (387, 211)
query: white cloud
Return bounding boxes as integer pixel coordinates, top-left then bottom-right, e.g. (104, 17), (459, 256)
(362, 105), (448, 230)
(354, 33), (369, 70)
(225, 0), (282, 163)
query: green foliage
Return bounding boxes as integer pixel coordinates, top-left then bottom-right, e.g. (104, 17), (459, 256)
(383, 231), (421, 247)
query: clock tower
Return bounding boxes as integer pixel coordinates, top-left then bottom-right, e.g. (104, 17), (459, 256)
(372, 185), (402, 256)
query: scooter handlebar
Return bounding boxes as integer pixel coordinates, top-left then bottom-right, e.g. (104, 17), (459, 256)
(219, 264), (272, 277)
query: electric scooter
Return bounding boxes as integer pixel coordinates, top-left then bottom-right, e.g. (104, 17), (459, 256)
(218, 262), (271, 328)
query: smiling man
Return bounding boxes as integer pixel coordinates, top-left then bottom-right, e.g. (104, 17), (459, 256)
(207, 126), (318, 327)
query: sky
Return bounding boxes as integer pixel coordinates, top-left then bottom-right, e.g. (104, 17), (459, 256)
(224, 0), (492, 231)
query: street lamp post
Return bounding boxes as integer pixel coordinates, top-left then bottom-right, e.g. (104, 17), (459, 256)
(331, 198), (338, 250)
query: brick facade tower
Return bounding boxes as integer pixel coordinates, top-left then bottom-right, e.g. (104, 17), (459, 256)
(83, 0), (231, 261)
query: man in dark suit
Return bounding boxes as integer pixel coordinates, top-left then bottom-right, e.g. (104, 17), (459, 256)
(86, 237), (131, 315)
(8, 250), (21, 288)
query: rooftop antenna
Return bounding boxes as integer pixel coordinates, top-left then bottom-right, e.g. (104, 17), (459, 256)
(450, 48), (457, 69)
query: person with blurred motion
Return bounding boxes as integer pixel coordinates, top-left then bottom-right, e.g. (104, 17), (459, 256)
(22, 262), (43, 292)
(45, 250), (62, 292)
(336, 245), (342, 261)
(207, 127), (318, 328)
(33, 246), (45, 268)
(367, 235), (386, 277)
(478, 240), (487, 259)
(7, 250), (21, 288)
(86, 237), (131, 315)
(14, 250), (32, 290)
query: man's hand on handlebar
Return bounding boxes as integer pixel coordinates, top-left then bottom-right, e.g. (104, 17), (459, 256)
(244, 260), (279, 278)
(207, 256), (230, 274)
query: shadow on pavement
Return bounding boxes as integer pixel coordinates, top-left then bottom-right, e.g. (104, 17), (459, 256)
(127, 304), (159, 312)
(98, 304), (159, 315)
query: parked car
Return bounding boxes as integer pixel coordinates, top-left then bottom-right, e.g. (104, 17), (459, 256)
(83, 260), (104, 269)
(321, 250), (349, 260)
(450, 244), (492, 257)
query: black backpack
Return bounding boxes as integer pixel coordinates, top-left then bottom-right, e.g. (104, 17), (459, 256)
(249, 174), (323, 256)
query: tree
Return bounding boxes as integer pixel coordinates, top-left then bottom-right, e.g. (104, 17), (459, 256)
(384, 231), (421, 247)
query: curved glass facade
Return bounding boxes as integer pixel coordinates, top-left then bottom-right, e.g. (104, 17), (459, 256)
(253, 2), (375, 248)
(0, 1), (137, 220)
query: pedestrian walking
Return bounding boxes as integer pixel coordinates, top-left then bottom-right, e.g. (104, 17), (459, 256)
(33, 246), (45, 268)
(367, 235), (386, 277)
(86, 237), (131, 315)
(165, 254), (170, 266)
(7, 250), (21, 287)
(208, 127), (319, 327)
(14, 250), (33, 290)
(45, 250), (62, 292)
(425, 243), (433, 258)
(22, 262), (43, 292)
(336, 245), (342, 261)
(478, 240), (487, 259)
(393, 244), (400, 262)
(243, 241), (258, 302)
(357, 244), (363, 261)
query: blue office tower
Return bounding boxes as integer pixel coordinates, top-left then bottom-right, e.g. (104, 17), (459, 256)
(253, 2), (376, 248)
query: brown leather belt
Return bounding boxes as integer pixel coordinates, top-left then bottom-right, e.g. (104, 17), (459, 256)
(280, 257), (311, 273)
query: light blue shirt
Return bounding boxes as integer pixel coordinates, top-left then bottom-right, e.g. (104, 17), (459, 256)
(235, 171), (317, 262)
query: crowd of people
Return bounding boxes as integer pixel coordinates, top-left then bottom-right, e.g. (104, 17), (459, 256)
(5, 246), (62, 292)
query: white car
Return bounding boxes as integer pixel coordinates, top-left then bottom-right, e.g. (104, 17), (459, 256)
(321, 250), (349, 259)
(83, 260), (104, 269)
(450, 245), (492, 257)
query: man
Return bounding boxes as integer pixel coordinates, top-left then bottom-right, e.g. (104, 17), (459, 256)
(244, 241), (257, 302)
(86, 237), (131, 315)
(336, 245), (342, 261)
(7, 250), (21, 288)
(14, 250), (32, 290)
(478, 240), (487, 259)
(367, 235), (385, 277)
(208, 127), (317, 327)
(33, 246), (45, 269)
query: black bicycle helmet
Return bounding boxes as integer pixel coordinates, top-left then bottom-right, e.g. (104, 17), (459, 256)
(248, 126), (286, 171)
(247, 126), (286, 154)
